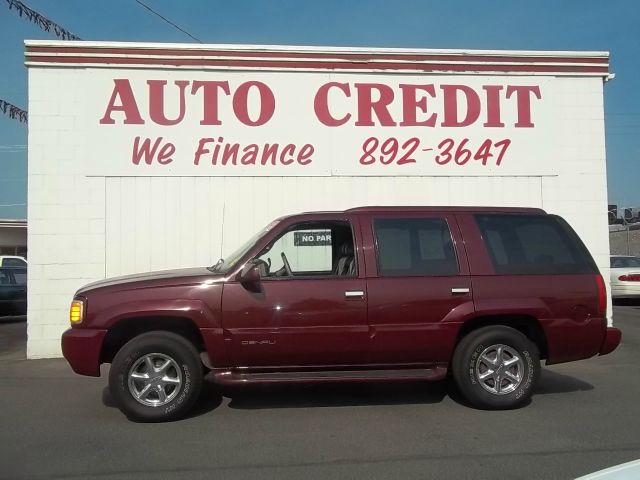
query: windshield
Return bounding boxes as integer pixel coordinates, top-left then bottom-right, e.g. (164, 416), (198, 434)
(611, 256), (640, 269)
(208, 220), (281, 273)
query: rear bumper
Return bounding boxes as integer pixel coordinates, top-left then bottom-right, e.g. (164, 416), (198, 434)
(599, 327), (622, 356)
(61, 328), (107, 377)
(611, 284), (640, 298)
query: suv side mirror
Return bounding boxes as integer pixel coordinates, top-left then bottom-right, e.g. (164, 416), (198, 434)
(238, 262), (261, 285)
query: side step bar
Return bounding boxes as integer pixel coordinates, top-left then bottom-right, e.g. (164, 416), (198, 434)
(211, 367), (447, 385)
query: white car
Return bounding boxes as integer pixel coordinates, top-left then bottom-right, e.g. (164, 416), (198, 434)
(0, 255), (27, 267)
(575, 459), (640, 479)
(610, 255), (640, 299)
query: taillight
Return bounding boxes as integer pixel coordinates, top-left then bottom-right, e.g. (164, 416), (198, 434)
(595, 274), (606, 317)
(619, 274), (640, 282)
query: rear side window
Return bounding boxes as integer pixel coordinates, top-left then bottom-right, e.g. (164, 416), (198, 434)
(475, 214), (597, 275)
(374, 218), (458, 276)
(0, 270), (11, 285)
(13, 272), (27, 285)
(2, 258), (25, 267)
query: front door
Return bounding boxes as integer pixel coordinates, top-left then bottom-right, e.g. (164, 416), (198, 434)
(221, 217), (369, 367)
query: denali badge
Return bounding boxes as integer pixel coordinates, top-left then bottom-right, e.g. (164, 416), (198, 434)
(241, 340), (276, 346)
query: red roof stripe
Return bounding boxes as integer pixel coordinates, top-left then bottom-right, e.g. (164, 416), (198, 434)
(25, 45), (609, 65)
(25, 54), (610, 73)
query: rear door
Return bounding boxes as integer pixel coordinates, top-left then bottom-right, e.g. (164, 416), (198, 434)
(464, 213), (604, 363)
(363, 213), (473, 364)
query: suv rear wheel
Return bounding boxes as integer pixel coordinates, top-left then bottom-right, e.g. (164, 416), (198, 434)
(108, 331), (203, 422)
(452, 326), (540, 409)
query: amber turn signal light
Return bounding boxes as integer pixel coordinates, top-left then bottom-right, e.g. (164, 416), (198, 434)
(70, 300), (84, 324)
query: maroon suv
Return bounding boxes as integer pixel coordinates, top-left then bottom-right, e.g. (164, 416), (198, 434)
(62, 207), (621, 421)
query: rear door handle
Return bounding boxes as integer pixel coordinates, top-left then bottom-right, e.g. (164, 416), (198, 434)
(451, 287), (470, 295)
(345, 290), (365, 298)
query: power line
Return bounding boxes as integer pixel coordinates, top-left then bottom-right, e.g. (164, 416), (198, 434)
(133, 0), (203, 43)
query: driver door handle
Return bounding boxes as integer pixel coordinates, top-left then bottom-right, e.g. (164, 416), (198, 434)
(345, 290), (365, 298)
(451, 287), (470, 295)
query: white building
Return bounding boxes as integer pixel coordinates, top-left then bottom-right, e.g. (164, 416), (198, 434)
(25, 40), (612, 358)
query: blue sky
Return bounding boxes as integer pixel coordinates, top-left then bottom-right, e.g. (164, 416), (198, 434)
(1, 0), (638, 219)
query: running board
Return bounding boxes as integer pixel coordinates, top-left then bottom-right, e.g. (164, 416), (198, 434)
(211, 367), (447, 385)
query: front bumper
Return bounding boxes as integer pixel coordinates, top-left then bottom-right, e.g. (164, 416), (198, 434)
(61, 328), (107, 377)
(599, 327), (622, 356)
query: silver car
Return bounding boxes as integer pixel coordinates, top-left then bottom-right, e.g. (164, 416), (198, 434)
(610, 255), (640, 299)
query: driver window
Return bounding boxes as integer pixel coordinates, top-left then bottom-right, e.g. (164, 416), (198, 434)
(256, 220), (356, 278)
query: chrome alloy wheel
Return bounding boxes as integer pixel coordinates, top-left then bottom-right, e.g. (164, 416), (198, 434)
(127, 353), (182, 407)
(474, 344), (524, 395)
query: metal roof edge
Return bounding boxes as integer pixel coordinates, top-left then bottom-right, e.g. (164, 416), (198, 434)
(23, 40), (610, 58)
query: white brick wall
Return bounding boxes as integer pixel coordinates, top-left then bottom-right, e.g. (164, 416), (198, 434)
(28, 68), (106, 358)
(27, 68), (611, 358)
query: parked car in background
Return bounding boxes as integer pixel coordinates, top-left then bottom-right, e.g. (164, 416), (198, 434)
(0, 256), (27, 267)
(0, 267), (27, 316)
(610, 255), (640, 299)
(62, 207), (621, 422)
(576, 459), (640, 479)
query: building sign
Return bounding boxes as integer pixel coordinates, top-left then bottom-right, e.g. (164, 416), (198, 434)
(294, 231), (332, 246)
(85, 69), (562, 177)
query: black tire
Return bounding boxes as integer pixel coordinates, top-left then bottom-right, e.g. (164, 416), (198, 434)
(452, 326), (540, 410)
(108, 331), (203, 422)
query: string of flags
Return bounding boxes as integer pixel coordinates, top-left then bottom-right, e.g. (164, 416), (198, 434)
(0, 99), (28, 124)
(3, 0), (81, 124)
(6, 0), (81, 40)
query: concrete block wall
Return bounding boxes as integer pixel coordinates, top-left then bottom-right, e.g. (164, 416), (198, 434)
(28, 68), (106, 358)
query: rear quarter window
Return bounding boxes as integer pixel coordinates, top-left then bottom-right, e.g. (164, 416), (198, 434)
(475, 214), (597, 275)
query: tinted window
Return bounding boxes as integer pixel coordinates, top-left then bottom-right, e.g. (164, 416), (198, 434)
(611, 257), (640, 268)
(476, 214), (597, 275)
(2, 258), (25, 267)
(374, 218), (458, 276)
(0, 271), (11, 285)
(13, 272), (27, 285)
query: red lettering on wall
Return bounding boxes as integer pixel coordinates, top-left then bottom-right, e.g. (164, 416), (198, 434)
(354, 83), (396, 126)
(314, 82), (352, 126)
(191, 81), (231, 125)
(483, 85), (505, 127)
(132, 136), (174, 165)
(147, 80), (189, 126)
(193, 138), (214, 165)
(232, 81), (276, 126)
(506, 85), (542, 128)
(441, 85), (481, 127)
(280, 144), (296, 165)
(399, 84), (437, 127)
(297, 144), (314, 165)
(100, 79), (144, 125)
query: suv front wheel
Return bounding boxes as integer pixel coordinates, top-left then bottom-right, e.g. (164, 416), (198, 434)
(108, 331), (203, 422)
(452, 326), (540, 409)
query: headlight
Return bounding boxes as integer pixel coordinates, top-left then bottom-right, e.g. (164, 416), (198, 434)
(69, 299), (85, 324)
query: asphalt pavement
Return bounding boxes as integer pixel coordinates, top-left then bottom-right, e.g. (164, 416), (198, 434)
(1, 306), (639, 480)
